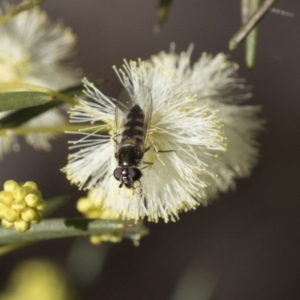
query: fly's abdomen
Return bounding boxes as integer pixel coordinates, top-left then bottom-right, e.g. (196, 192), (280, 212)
(121, 104), (145, 145)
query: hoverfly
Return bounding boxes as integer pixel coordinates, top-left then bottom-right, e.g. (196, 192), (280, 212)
(113, 86), (152, 189)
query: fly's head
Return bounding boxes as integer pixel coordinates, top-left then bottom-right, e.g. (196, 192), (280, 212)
(113, 167), (142, 189)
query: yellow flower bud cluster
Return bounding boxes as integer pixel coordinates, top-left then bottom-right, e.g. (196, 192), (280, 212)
(77, 191), (122, 245)
(0, 180), (46, 233)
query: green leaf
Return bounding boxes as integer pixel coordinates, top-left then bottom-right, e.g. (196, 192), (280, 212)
(0, 83), (85, 127)
(0, 82), (78, 109)
(55, 79), (105, 99)
(44, 195), (69, 217)
(0, 81), (104, 126)
(0, 218), (149, 245)
(0, 99), (63, 128)
(62, 85), (84, 98)
(0, 92), (52, 112)
(245, 0), (261, 68)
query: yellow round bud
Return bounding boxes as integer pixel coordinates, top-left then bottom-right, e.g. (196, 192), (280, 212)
(36, 199), (46, 211)
(100, 209), (120, 220)
(101, 233), (122, 243)
(23, 186), (34, 195)
(11, 186), (26, 201)
(14, 219), (30, 233)
(24, 188), (41, 197)
(21, 207), (38, 222)
(0, 191), (14, 205)
(90, 235), (103, 245)
(2, 219), (14, 229)
(23, 181), (38, 191)
(4, 180), (19, 192)
(0, 203), (6, 218)
(31, 211), (42, 224)
(24, 194), (39, 207)
(11, 200), (26, 213)
(89, 233), (122, 245)
(77, 198), (94, 213)
(88, 211), (102, 218)
(4, 208), (19, 222)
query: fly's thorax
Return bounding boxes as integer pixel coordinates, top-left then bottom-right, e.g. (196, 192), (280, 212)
(117, 144), (142, 167)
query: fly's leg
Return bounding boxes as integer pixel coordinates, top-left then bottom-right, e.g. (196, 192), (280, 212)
(144, 144), (153, 153)
(146, 140), (175, 166)
(143, 161), (153, 165)
(132, 180), (142, 192)
(157, 150), (176, 153)
(145, 142), (175, 153)
(140, 161), (153, 171)
(113, 134), (121, 144)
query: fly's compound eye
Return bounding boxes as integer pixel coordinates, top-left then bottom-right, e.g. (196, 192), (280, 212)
(113, 168), (122, 181)
(128, 168), (142, 181)
(113, 168), (142, 182)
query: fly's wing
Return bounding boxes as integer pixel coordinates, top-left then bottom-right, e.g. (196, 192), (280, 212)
(114, 88), (134, 151)
(133, 86), (153, 153)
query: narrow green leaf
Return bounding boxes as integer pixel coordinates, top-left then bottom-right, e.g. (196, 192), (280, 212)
(229, 0), (277, 50)
(241, 0), (250, 23)
(245, 0), (261, 68)
(0, 99), (63, 128)
(0, 81), (102, 130)
(0, 218), (149, 245)
(0, 82), (77, 106)
(0, 0), (45, 26)
(0, 124), (108, 137)
(63, 78), (104, 98)
(59, 84), (84, 99)
(0, 83), (85, 127)
(0, 92), (52, 112)
(155, 0), (173, 29)
(0, 195), (69, 255)
(44, 195), (69, 217)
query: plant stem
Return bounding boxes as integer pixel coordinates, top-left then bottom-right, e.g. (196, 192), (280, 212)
(0, 218), (149, 244)
(0, 124), (109, 136)
(0, 0), (46, 25)
(229, 0), (277, 50)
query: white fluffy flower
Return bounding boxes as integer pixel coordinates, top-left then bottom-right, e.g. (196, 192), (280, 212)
(64, 48), (262, 222)
(0, 4), (80, 158)
(151, 46), (263, 199)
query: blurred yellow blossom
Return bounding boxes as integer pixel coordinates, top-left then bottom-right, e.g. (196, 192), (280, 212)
(0, 259), (79, 300)
(0, 4), (81, 158)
